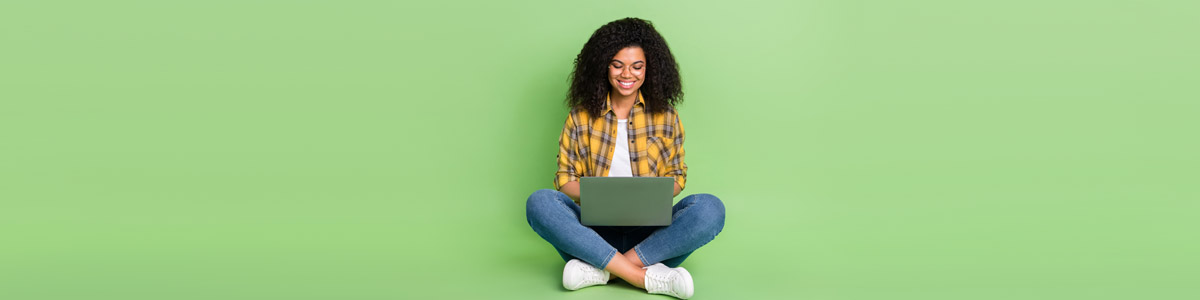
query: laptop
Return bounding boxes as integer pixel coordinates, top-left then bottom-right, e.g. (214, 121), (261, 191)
(580, 177), (674, 226)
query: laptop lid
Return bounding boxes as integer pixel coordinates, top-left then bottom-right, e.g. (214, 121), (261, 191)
(580, 177), (673, 226)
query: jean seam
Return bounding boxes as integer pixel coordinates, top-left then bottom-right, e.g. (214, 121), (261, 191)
(598, 248), (618, 269)
(671, 204), (692, 222)
(550, 192), (578, 219)
(634, 244), (651, 267)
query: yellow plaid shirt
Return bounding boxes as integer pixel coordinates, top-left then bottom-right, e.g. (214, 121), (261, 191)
(555, 93), (687, 190)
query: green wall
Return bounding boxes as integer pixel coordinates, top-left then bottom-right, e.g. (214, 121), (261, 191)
(2, 1), (1197, 299)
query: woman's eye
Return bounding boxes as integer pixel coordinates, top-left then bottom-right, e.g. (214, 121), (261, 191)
(633, 66), (643, 70)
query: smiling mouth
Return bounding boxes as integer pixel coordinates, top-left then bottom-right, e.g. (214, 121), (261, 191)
(618, 80), (636, 89)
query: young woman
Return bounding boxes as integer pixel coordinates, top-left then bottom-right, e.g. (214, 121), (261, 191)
(525, 18), (725, 299)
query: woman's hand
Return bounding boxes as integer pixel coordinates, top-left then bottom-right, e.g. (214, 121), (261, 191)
(559, 181), (581, 204)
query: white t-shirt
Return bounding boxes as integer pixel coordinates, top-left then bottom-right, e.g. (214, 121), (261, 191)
(607, 119), (634, 177)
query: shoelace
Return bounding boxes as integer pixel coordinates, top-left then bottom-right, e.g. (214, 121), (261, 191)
(579, 265), (607, 284)
(645, 268), (677, 296)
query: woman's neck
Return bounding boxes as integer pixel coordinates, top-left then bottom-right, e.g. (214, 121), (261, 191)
(610, 91), (637, 117)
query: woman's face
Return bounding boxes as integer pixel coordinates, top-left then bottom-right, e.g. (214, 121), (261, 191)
(609, 46), (646, 98)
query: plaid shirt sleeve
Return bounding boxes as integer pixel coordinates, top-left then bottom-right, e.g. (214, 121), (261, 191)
(554, 113), (583, 190)
(666, 112), (688, 190)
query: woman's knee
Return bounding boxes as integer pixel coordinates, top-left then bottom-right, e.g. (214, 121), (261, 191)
(685, 193), (725, 229)
(686, 193), (725, 213)
(527, 189), (572, 220)
(526, 189), (561, 212)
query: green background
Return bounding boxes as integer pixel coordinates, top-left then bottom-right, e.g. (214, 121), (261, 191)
(2, 1), (1197, 299)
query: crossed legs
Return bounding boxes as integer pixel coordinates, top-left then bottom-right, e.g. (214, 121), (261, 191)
(526, 189), (726, 288)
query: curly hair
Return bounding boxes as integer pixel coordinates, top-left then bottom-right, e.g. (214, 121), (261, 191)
(567, 18), (682, 116)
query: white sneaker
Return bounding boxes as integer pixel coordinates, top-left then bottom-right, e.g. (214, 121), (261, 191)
(563, 259), (610, 290)
(643, 263), (694, 299)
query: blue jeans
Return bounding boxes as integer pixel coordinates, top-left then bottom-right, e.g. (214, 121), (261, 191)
(526, 189), (725, 269)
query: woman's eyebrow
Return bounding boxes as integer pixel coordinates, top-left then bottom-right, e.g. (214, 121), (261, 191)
(611, 59), (645, 64)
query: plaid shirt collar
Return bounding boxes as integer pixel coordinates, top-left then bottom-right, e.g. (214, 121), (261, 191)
(602, 91), (646, 117)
